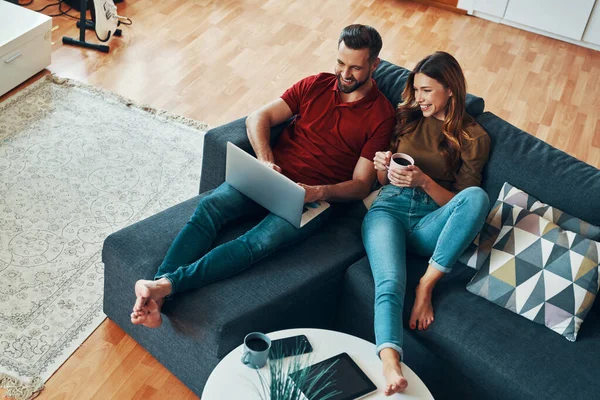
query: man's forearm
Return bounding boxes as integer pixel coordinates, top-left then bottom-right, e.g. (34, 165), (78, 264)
(318, 179), (372, 202)
(246, 113), (275, 163)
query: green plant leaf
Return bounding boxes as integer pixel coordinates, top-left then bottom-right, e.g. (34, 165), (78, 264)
(255, 342), (342, 400)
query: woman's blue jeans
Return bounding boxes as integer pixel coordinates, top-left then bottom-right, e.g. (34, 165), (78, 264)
(361, 185), (489, 359)
(154, 182), (331, 294)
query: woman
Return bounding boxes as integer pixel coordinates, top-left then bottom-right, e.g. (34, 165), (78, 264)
(362, 51), (490, 395)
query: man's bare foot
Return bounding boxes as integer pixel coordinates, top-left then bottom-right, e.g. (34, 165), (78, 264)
(382, 359), (408, 395)
(409, 283), (435, 330)
(131, 298), (163, 328)
(131, 279), (172, 328)
(133, 280), (152, 313)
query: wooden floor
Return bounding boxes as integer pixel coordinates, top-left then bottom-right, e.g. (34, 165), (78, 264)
(1, 0), (599, 398)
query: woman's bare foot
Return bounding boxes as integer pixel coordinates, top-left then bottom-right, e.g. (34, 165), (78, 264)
(131, 279), (172, 328)
(380, 348), (408, 395)
(409, 283), (435, 330)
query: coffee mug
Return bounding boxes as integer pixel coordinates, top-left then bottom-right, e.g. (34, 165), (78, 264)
(387, 152), (415, 180)
(241, 332), (271, 369)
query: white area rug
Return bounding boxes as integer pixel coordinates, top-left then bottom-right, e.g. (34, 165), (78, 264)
(0, 75), (208, 399)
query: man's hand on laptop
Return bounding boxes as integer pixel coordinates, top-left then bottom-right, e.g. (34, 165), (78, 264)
(298, 183), (324, 203)
(260, 160), (282, 173)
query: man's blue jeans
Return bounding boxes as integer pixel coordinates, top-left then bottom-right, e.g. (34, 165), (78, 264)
(155, 183), (332, 294)
(361, 185), (489, 359)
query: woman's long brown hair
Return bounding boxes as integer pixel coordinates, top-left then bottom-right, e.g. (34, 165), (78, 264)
(391, 51), (474, 174)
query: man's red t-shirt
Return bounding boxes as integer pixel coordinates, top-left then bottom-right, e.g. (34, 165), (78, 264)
(273, 73), (396, 186)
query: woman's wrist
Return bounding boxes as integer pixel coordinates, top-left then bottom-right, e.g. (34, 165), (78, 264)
(420, 175), (433, 191)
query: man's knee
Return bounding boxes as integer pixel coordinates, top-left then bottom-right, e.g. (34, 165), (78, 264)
(193, 183), (245, 218)
(240, 215), (304, 260)
(238, 229), (285, 263)
(204, 183), (244, 205)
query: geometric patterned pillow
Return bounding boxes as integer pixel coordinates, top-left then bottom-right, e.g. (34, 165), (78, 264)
(499, 183), (600, 240)
(459, 182), (600, 270)
(466, 204), (600, 341)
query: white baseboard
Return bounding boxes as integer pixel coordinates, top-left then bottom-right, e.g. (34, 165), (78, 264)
(472, 11), (502, 24)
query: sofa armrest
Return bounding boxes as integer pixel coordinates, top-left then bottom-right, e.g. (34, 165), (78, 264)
(199, 117), (291, 193)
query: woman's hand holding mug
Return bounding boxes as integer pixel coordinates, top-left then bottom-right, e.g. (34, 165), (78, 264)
(373, 151), (392, 171)
(389, 164), (429, 188)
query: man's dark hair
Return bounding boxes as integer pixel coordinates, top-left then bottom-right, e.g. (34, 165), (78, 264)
(338, 24), (383, 62)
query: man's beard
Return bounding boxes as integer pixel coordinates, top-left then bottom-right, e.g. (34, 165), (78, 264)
(337, 74), (370, 94)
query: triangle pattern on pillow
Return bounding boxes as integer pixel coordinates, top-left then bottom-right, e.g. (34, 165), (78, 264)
(519, 273), (545, 315)
(574, 267), (598, 292)
(516, 239), (543, 269)
(465, 189), (600, 342)
(547, 284), (575, 314)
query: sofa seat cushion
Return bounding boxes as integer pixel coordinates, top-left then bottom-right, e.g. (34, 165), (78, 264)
(337, 256), (487, 400)
(338, 256), (600, 400)
(167, 208), (367, 360)
(420, 265), (600, 400)
(102, 193), (367, 392)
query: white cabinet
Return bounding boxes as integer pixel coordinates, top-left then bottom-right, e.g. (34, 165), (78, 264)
(504, 0), (596, 40)
(0, 2), (52, 97)
(583, 1), (600, 46)
(473, 0), (509, 18)
(464, 0), (600, 50)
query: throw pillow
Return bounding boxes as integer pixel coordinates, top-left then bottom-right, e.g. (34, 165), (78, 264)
(498, 183), (600, 240)
(459, 182), (600, 270)
(466, 204), (600, 341)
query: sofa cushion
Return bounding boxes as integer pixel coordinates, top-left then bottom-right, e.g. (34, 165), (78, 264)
(460, 182), (600, 270)
(336, 256), (494, 400)
(467, 203), (600, 341)
(496, 183), (600, 240)
(477, 112), (600, 227)
(373, 60), (485, 117)
(337, 256), (600, 400)
(102, 193), (367, 394)
(426, 266), (600, 400)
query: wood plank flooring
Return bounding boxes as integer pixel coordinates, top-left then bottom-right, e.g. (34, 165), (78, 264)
(1, 0), (599, 399)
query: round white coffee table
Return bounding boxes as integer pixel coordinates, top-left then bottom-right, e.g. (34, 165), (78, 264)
(202, 328), (434, 399)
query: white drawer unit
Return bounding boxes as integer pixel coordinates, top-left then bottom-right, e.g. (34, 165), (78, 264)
(504, 0), (596, 41)
(583, 1), (600, 46)
(472, 0), (509, 19)
(459, 0), (600, 50)
(0, 1), (52, 97)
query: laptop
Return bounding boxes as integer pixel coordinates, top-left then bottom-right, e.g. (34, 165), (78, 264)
(225, 142), (330, 229)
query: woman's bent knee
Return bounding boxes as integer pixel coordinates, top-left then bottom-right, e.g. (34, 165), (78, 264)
(460, 186), (489, 213)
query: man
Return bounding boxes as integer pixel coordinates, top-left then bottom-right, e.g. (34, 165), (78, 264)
(131, 24), (395, 331)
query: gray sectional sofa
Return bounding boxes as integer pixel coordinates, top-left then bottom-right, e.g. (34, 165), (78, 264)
(102, 60), (600, 399)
